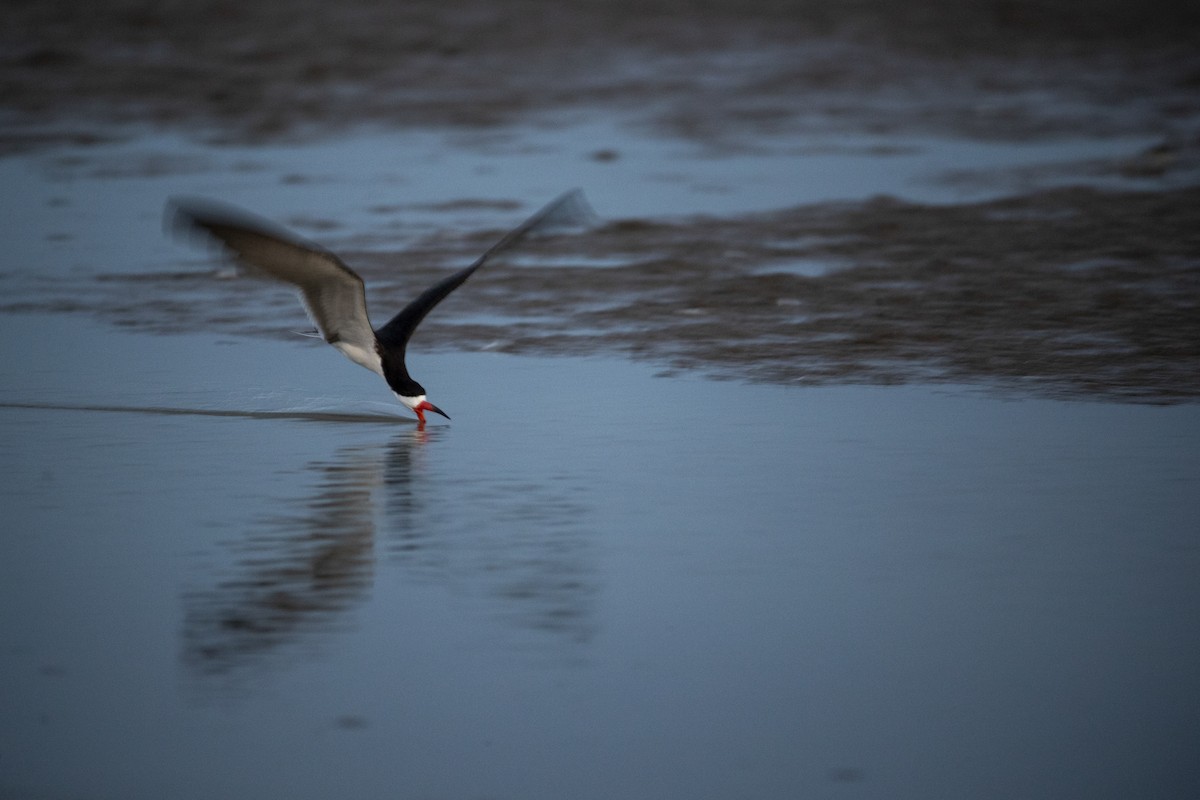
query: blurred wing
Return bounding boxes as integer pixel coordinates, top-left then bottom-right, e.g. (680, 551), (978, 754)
(168, 198), (382, 375)
(375, 189), (595, 351)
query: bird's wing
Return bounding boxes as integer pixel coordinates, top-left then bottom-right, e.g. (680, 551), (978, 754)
(168, 198), (382, 375)
(374, 189), (595, 352)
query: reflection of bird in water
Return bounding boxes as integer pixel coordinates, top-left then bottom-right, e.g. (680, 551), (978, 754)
(181, 440), (392, 678)
(168, 190), (594, 427)
(183, 427), (599, 686)
(181, 427), (447, 682)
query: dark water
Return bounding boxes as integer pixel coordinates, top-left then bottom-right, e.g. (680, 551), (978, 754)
(2, 313), (1199, 799)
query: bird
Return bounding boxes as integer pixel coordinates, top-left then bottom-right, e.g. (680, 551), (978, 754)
(168, 190), (589, 426)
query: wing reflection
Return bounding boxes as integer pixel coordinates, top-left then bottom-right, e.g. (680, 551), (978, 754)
(184, 427), (599, 683)
(181, 439), (394, 678)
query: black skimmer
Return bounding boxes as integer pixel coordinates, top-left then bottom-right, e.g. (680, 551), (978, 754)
(168, 190), (588, 425)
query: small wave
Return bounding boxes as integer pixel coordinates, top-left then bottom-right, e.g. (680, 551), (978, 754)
(0, 401), (410, 424)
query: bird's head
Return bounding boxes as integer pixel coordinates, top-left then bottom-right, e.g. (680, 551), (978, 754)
(399, 393), (450, 426)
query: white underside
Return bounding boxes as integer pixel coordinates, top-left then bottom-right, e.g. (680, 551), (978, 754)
(395, 393), (426, 410)
(331, 340), (422, 410)
(333, 340), (384, 377)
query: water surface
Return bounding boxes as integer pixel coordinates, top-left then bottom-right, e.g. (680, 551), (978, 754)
(2, 313), (1198, 799)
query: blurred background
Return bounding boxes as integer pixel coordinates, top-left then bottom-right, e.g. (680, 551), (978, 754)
(3, 0), (1198, 394)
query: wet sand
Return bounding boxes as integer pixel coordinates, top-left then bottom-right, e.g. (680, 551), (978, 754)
(140, 184), (1200, 401)
(5, 0), (1199, 142)
(4, 0), (1199, 401)
(6, 166), (1199, 403)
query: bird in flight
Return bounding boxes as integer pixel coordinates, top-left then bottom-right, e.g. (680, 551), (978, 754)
(168, 190), (590, 426)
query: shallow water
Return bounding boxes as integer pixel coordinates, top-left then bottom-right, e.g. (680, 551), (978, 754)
(2, 311), (1199, 799)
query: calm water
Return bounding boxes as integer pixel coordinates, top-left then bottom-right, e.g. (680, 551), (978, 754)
(2, 313), (1199, 799)
(2, 125), (1198, 798)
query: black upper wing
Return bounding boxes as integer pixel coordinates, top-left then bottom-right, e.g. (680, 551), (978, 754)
(373, 189), (593, 353)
